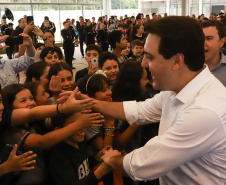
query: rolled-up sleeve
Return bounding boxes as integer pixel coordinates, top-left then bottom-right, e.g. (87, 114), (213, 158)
(123, 105), (225, 181)
(123, 93), (162, 126)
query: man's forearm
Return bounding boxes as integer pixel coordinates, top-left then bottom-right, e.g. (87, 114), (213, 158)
(109, 155), (129, 177)
(94, 101), (126, 121)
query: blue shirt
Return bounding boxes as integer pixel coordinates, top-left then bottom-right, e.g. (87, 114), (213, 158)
(0, 52), (35, 88)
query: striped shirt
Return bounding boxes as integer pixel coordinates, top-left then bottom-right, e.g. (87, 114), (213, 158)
(0, 52), (35, 88)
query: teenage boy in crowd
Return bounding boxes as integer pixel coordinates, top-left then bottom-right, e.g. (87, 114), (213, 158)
(75, 44), (101, 82)
(129, 39), (144, 61)
(201, 20), (226, 86)
(108, 30), (127, 64)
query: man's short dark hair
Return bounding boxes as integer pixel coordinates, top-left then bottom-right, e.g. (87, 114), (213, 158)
(85, 44), (102, 54)
(108, 30), (123, 49)
(44, 16), (49, 21)
(145, 16), (205, 71)
(136, 15), (141, 20)
(131, 40), (144, 48)
(201, 20), (225, 39)
(63, 21), (68, 25)
(152, 13), (156, 17)
(98, 51), (119, 68)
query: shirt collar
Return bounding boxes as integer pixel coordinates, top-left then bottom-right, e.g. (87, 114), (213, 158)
(219, 51), (226, 64)
(173, 65), (212, 104)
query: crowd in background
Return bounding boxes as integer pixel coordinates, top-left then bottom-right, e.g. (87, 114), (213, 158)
(0, 9), (226, 185)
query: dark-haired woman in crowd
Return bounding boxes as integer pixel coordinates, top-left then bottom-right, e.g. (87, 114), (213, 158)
(48, 62), (75, 103)
(40, 47), (60, 65)
(98, 51), (120, 88)
(130, 23), (146, 42)
(26, 61), (50, 91)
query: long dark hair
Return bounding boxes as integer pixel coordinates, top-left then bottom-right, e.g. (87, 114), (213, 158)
(112, 60), (144, 102)
(130, 23), (142, 41)
(78, 74), (110, 98)
(2, 84), (26, 109)
(48, 62), (73, 82)
(26, 61), (49, 82)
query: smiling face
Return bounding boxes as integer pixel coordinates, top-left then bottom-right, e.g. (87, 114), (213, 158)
(57, 69), (75, 91)
(44, 51), (59, 65)
(13, 89), (36, 109)
(35, 85), (50, 106)
(141, 34), (173, 91)
(203, 26), (224, 64)
(64, 113), (85, 145)
(39, 66), (50, 91)
(94, 81), (112, 101)
(102, 59), (119, 84)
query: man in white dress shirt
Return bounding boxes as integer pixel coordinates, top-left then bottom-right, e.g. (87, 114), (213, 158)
(89, 16), (226, 184)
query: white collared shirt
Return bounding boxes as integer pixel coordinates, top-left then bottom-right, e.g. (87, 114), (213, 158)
(123, 66), (226, 185)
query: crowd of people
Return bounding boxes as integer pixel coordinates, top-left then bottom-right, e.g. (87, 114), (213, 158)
(0, 9), (226, 185)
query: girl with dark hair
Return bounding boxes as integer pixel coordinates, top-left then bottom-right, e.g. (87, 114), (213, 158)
(0, 83), (103, 185)
(40, 47), (60, 65)
(26, 61), (50, 91)
(48, 62), (75, 92)
(98, 51), (120, 86)
(48, 62), (75, 103)
(130, 23), (146, 41)
(24, 82), (50, 106)
(0, 86), (36, 179)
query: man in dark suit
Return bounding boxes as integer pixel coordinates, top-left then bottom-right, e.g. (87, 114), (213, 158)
(76, 16), (85, 58)
(61, 21), (75, 69)
(5, 23), (14, 59)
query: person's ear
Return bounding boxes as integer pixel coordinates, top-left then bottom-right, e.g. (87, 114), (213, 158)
(220, 37), (225, 49)
(172, 53), (184, 71)
(32, 77), (37, 82)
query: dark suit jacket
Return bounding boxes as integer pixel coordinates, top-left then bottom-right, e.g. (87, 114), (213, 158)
(75, 68), (88, 82)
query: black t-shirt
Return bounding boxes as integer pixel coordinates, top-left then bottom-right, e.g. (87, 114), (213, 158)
(48, 141), (99, 185)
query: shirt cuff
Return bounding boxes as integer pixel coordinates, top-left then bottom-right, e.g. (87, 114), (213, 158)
(123, 151), (137, 181)
(123, 101), (138, 125)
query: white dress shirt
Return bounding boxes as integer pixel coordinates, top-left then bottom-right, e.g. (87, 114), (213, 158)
(123, 66), (226, 185)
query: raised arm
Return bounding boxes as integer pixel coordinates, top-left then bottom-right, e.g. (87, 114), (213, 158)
(24, 112), (104, 149)
(11, 87), (95, 126)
